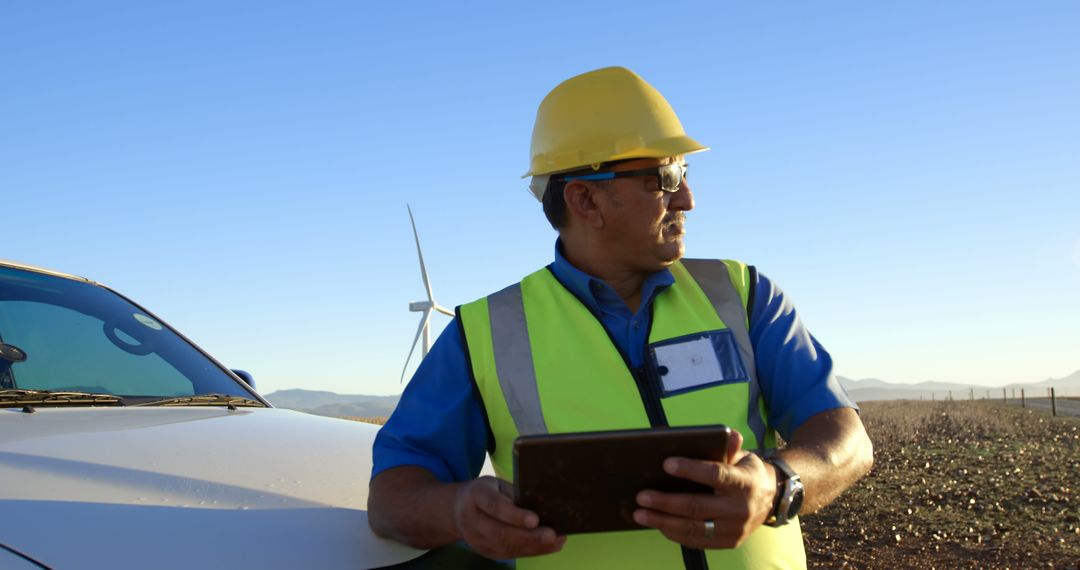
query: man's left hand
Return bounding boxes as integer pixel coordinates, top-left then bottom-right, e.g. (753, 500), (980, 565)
(631, 430), (777, 549)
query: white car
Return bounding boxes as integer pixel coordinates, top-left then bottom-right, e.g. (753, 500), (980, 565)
(0, 260), (503, 569)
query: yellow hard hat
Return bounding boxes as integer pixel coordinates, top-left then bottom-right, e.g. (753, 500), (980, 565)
(524, 66), (709, 179)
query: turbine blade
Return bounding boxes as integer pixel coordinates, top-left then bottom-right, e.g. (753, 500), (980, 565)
(407, 204), (435, 302)
(433, 304), (454, 317)
(400, 308), (433, 383)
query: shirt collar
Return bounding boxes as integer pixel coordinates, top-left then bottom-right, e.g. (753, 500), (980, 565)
(549, 239), (675, 314)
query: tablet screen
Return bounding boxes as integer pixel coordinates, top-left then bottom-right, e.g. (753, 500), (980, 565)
(513, 425), (730, 534)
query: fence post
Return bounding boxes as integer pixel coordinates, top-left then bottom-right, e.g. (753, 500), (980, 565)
(931, 392), (935, 402)
(949, 390), (953, 401)
(1012, 388), (1016, 400)
(1051, 387), (1057, 417)
(1003, 388), (1007, 402)
(1021, 388), (1025, 409)
(986, 389), (989, 400)
(969, 388), (974, 401)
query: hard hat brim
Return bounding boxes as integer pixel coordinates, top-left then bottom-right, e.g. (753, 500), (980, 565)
(523, 135), (709, 178)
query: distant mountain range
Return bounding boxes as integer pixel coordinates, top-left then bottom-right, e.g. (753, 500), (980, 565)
(838, 369), (1080, 402)
(265, 370), (1080, 419)
(263, 389), (400, 419)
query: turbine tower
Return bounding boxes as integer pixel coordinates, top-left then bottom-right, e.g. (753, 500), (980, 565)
(402, 205), (454, 382)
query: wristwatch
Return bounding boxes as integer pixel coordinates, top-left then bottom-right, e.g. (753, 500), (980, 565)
(764, 456), (804, 527)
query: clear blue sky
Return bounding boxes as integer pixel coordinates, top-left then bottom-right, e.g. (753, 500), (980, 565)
(3, 1), (1078, 395)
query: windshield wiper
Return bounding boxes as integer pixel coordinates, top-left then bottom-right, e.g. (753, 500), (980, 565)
(131, 393), (266, 409)
(0, 389), (124, 407)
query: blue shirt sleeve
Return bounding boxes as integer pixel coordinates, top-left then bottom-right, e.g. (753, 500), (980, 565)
(750, 270), (858, 441)
(371, 319), (489, 483)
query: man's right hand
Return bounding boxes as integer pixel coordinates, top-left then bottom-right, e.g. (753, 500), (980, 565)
(453, 476), (567, 559)
(369, 466), (565, 559)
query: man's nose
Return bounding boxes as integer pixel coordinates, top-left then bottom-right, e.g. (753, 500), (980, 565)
(668, 179), (695, 211)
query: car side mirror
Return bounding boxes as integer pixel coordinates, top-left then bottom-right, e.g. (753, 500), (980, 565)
(231, 369), (256, 390)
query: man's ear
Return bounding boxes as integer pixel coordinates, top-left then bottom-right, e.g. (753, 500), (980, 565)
(564, 181), (605, 230)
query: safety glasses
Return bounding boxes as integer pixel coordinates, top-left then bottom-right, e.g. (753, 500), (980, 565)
(555, 162), (688, 193)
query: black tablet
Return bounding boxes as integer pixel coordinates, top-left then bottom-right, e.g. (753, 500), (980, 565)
(512, 425), (731, 535)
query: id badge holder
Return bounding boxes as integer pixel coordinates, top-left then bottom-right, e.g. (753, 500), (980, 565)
(648, 330), (749, 397)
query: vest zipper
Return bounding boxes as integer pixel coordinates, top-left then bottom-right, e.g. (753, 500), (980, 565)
(631, 365), (668, 427)
(636, 303), (668, 428)
(681, 546), (708, 570)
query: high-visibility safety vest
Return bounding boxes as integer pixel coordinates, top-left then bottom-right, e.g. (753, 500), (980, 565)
(458, 259), (807, 570)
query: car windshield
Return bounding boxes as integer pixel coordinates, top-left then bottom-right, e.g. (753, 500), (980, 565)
(0, 265), (256, 404)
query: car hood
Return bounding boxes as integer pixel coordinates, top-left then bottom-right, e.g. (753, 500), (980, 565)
(0, 406), (424, 569)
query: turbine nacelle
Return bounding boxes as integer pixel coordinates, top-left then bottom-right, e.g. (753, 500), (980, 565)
(409, 299), (453, 315)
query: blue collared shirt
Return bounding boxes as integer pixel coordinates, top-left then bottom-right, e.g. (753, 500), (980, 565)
(547, 245), (674, 369)
(373, 243), (856, 482)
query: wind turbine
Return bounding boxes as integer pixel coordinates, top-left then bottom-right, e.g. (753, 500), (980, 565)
(402, 205), (454, 382)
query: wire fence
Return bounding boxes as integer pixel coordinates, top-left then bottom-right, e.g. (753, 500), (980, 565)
(920, 386), (1080, 418)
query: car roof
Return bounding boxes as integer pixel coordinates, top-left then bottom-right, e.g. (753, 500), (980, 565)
(0, 259), (96, 285)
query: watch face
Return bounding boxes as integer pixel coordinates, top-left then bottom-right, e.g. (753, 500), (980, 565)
(766, 457), (803, 525)
(788, 482), (805, 517)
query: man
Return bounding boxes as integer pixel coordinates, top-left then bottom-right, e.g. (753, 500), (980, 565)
(369, 66), (873, 569)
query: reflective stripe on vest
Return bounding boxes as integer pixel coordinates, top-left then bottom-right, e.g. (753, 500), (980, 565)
(488, 282), (548, 437)
(680, 259), (768, 451)
(459, 259), (805, 570)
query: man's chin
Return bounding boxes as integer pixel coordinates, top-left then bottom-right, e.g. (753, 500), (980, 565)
(657, 241), (685, 266)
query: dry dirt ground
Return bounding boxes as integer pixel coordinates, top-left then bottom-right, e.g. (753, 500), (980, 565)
(803, 400), (1080, 569)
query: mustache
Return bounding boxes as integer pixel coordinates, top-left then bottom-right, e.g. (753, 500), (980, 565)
(663, 214), (686, 228)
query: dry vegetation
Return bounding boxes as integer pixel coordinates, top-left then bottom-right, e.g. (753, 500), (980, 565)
(804, 400), (1080, 569)
(349, 416), (388, 425)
